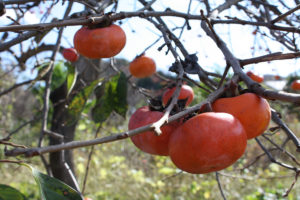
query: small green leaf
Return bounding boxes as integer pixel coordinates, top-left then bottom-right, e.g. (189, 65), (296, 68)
(65, 62), (78, 97)
(115, 72), (128, 117)
(91, 83), (114, 123)
(51, 62), (67, 91)
(0, 184), (27, 200)
(66, 78), (103, 126)
(91, 72), (128, 123)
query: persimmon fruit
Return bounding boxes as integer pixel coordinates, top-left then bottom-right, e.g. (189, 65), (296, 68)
(129, 55), (156, 78)
(168, 112), (247, 174)
(291, 80), (300, 90)
(128, 106), (180, 156)
(73, 24), (126, 59)
(162, 85), (194, 106)
(246, 71), (264, 83)
(274, 75), (281, 80)
(62, 48), (79, 62)
(212, 93), (271, 139)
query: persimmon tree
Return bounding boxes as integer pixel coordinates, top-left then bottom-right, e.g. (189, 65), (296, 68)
(0, 0), (300, 199)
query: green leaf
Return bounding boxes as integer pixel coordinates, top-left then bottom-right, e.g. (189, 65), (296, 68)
(115, 72), (128, 117)
(51, 61), (67, 91)
(66, 78), (103, 126)
(91, 72), (128, 123)
(65, 62), (78, 97)
(91, 83), (114, 123)
(27, 166), (82, 200)
(0, 184), (27, 200)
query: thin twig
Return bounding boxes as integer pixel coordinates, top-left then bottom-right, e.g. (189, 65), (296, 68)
(262, 134), (300, 166)
(271, 4), (300, 24)
(0, 79), (32, 97)
(0, 114), (40, 141)
(0, 141), (27, 148)
(283, 171), (300, 197)
(271, 109), (300, 151)
(218, 64), (230, 89)
(240, 52), (300, 66)
(146, 17), (184, 135)
(216, 172), (227, 200)
(0, 159), (23, 164)
(255, 138), (299, 172)
(82, 124), (102, 195)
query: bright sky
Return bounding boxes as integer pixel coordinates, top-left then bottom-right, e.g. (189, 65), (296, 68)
(1, 0), (299, 84)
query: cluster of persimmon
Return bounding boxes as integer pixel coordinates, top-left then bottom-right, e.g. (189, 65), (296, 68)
(66, 23), (273, 174)
(129, 85), (271, 174)
(247, 71), (300, 91)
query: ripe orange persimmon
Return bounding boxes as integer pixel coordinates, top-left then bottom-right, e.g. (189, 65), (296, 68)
(62, 48), (79, 62)
(212, 93), (271, 139)
(291, 80), (300, 90)
(129, 55), (156, 78)
(162, 85), (194, 106)
(274, 75), (281, 80)
(246, 71), (264, 83)
(73, 24), (126, 59)
(128, 106), (180, 156)
(168, 112), (247, 174)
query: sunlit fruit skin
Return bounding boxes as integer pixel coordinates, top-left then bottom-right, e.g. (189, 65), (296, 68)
(212, 93), (271, 139)
(246, 71), (264, 83)
(128, 106), (180, 156)
(73, 24), (126, 59)
(162, 85), (194, 106)
(129, 55), (156, 78)
(169, 112), (247, 174)
(62, 48), (79, 62)
(291, 80), (300, 90)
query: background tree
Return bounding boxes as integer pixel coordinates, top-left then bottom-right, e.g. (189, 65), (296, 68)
(0, 0), (300, 199)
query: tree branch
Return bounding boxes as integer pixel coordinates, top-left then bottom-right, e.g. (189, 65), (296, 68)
(5, 75), (237, 157)
(240, 52), (300, 66)
(271, 109), (300, 151)
(271, 4), (300, 24)
(201, 16), (300, 104)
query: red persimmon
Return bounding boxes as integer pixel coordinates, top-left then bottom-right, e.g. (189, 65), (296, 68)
(62, 48), (79, 62)
(291, 80), (300, 90)
(168, 112), (247, 174)
(128, 106), (180, 156)
(246, 71), (264, 83)
(73, 24), (126, 59)
(129, 55), (156, 78)
(212, 93), (271, 139)
(162, 85), (194, 106)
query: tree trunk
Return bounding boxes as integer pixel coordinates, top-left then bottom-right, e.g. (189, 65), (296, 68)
(49, 83), (78, 188)
(48, 58), (102, 188)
